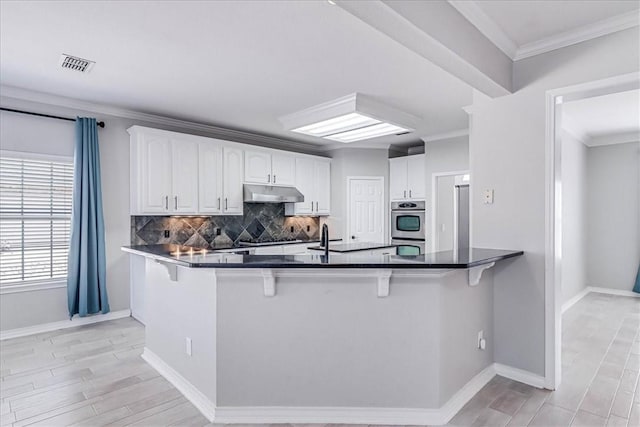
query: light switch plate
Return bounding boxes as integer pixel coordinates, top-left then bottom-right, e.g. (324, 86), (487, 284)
(483, 189), (494, 204)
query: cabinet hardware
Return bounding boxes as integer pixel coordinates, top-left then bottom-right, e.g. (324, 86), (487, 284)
(174, 196), (178, 210)
(315, 201), (319, 212)
(409, 190), (412, 198)
(311, 201), (314, 211)
(225, 198), (228, 210)
(273, 175), (276, 183)
(165, 195), (169, 210)
(267, 174), (271, 183)
(404, 190), (407, 198)
(217, 197), (221, 210)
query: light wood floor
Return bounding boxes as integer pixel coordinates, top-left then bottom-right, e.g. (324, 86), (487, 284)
(0, 292), (638, 426)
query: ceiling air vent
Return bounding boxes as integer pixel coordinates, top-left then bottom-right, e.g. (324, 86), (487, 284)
(59, 54), (95, 73)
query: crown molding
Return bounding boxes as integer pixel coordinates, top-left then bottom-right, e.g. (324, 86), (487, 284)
(421, 128), (469, 143)
(447, 0), (517, 59)
(587, 131), (640, 147)
(0, 85), (330, 155)
(450, 1), (640, 62)
(514, 10), (640, 61)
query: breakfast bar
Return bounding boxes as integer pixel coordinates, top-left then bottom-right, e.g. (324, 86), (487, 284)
(122, 244), (522, 425)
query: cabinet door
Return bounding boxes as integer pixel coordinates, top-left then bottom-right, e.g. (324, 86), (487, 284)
(389, 157), (408, 201)
(314, 160), (331, 215)
(244, 150), (271, 184)
(171, 140), (199, 214)
(140, 135), (172, 213)
(271, 153), (296, 186)
(223, 147), (244, 214)
(292, 157), (314, 215)
(407, 155), (426, 199)
(198, 142), (223, 214)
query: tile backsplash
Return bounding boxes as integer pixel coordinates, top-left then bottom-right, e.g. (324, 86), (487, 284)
(131, 203), (320, 248)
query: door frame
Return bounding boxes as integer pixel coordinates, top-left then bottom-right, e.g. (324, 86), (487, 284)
(544, 71), (639, 390)
(431, 170), (469, 253)
(346, 176), (386, 244)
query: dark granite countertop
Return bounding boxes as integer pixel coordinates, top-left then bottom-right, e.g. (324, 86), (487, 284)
(307, 242), (397, 253)
(122, 244), (523, 269)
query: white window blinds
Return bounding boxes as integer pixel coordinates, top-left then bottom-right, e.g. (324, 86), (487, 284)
(0, 154), (73, 287)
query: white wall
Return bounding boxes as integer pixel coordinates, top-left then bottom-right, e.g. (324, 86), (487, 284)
(424, 136), (469, 251)
(587, 141), (640, 291)
(470, 27), (639, 376)
(560, 130), (588, 304)
(327, 147), (390, 242)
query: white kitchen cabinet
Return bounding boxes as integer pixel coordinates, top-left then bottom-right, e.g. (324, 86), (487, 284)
(199, 143), (243, 215)
(130, 130), (200, 215)
(389, 157), (408, 201)
(129, 126), (328, 217)
(223, 147), (244, 214)
(244, 150), (272, 184)
(407, 155), (426, 199)
(198, 143), (223, 214)
(271, 153), (296, 186)
(389, 154), (425, 201)
(171, 139), (199, 213)
(314, 159), (331, 215)
(285, 157), (330, 216)
(244, 150), (296, 186)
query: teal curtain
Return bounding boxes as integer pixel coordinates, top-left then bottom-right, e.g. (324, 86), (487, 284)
(67, 117), (110, 317)
(634, 263), (640, 294)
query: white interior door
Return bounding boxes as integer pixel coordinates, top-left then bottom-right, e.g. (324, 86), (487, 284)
(348, 178), (384, 243)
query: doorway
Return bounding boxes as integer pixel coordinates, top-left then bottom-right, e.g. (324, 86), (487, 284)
(545, 71), (639, 389)
(346, 177), (385, 243)
(431, 170), (470, 253)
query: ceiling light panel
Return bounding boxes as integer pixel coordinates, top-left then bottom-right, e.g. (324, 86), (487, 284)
(291, 112), (380, 136)
(326, 122), (409, 143)
(279, 93), (420, 143)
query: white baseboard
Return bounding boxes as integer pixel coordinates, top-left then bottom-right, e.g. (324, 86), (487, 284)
(142, 347), (497, 425)
(141, 348), (217, 422)
(494, 363), (546, 389)
(216, 364), (497, 425)
(561, 286), (640, 315)
(587, 286), (640, 298)
(0, 309), (131, 341)
(562, 287), (591, 313)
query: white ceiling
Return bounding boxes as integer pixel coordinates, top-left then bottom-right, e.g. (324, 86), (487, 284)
(1, 1), (637, 150)
(0, 0), (473, 150)
(563, 89), (640, 146)
(474, 0), (639, 46)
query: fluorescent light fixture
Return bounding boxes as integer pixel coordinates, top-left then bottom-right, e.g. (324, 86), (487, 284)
(279, 93), (420, 143)
(292, 112), (380, 136)
(326, 122), (409, 143)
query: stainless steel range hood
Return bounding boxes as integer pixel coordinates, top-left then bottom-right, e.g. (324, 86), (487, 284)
(243, 184), (304, 203)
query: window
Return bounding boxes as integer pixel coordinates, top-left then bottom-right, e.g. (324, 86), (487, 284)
(0, 152), (73, 288)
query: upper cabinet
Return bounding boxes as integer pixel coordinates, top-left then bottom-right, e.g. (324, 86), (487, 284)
(244, 150), (296, 186)
(130, 130), (198, 214)
(389, 154), (425, 201)
(285, 158), (331, 216)
(197, 143), (244, 215)
(128, 126), (330, 216)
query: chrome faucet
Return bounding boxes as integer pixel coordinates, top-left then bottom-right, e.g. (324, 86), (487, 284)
(321, 223), (329, 257)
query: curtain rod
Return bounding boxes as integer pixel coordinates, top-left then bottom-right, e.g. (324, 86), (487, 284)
(0, 107), (105, 128)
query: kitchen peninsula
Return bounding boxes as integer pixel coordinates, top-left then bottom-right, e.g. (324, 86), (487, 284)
(122, 244), (522, 425)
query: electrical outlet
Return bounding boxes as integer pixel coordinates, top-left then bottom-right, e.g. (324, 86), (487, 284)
(477, 330), (486, 350)
(483, 189), (494, 204)
(164, 230), (170, 238)
(185, 337), (192, 356)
